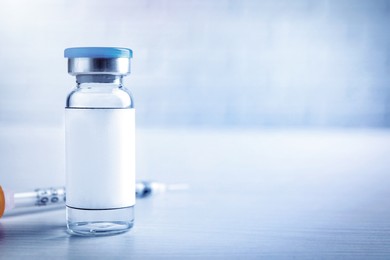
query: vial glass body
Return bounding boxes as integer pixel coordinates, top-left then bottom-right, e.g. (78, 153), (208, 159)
(65, 74), (135, 236)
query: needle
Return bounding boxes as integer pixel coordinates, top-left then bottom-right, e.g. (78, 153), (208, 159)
(0, 181), (189, 218)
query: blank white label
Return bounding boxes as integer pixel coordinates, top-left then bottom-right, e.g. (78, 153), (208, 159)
(65, 108), (135, 209)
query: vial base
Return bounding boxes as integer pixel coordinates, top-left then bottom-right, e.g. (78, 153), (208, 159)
(66, 206), (134, 236)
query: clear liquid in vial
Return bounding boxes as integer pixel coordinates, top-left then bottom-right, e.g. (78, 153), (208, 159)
(65, 108), (135, 236)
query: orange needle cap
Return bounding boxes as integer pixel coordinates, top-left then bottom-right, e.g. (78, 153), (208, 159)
(0, 186), (5, 218)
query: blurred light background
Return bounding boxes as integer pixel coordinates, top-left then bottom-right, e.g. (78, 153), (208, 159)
(1, 2), (390, 255)
(1, 0), (390, 191)
(0, 0), (389, 128)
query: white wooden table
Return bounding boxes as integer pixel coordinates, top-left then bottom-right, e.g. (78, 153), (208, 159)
(1, 127), (390, 258)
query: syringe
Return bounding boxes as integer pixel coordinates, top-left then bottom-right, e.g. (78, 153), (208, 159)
(0, 181), (188, 218)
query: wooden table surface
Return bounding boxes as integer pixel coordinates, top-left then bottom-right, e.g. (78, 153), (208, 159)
(1, 127), (390, 259)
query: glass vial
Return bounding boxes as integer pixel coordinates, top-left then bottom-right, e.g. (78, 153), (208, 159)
(64, 47), (135, 236)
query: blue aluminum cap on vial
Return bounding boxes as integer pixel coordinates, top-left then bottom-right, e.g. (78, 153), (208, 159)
(64, 47), (133, 59)
(64, 47), (132, 75)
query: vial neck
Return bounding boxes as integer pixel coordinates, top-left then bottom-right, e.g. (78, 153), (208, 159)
(76, 74), (123, 85)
